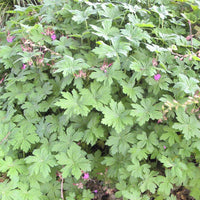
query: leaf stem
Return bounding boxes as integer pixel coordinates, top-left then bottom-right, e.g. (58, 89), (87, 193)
(0, 132), (11, 144)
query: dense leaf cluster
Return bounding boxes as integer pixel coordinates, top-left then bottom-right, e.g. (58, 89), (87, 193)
(0, 0), (200, 199)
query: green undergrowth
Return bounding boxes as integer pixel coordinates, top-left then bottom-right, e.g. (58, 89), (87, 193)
(0, 0), (200, 199)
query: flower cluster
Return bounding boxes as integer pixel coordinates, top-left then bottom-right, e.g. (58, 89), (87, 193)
(42, 27), (56, 40)
(74, 70), (87, 79)
(6, 32), (15, 43)
(100, 62), (112, 73)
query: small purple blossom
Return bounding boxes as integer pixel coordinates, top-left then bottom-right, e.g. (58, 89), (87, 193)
(21, 64), (27, 70)
(154, 73), (161, 81)
(163, 145), (166, 150)
(7, 35), (15, 43)
(94, 190), (98, 193)
(51, 34), (56, 40)
(82, 173), (89, 180)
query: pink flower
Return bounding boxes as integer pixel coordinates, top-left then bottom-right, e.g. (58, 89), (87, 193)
(7, 35), (15, 43)
(82, 173), (89, 180)
(163, 145), (166, 149)
(152, 58), (158, 66)
(94, 190), (98, 193)
(154, 74), (161, 81)
(21, 64), (27, 70)
(51, 34), (56, 40)
(186, 35), (193, 41)
(0, 77), (4, 84)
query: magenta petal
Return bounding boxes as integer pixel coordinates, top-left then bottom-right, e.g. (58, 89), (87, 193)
(154, 74), (161, 81)
(51, 34), (56, 40)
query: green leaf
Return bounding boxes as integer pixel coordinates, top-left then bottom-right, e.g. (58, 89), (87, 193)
(174, 74), (199, 95)
(146, 44), (168, 53)
(0, 180), (20, 200)
(0, 157), (26, 181)
(82, 189), (94, 200)
(80, 81), (111, 110)
(52, 127), (83, 152)
(55, 143), (91, 179)
(98, 4), (122, 20)
(9, 119), (39, 153)
(127, 161), (151, 179)
(137, 132), (159, 153)
(82, 114), (105, 146)
(1, 83), (34, 104)
(121, 80), (144, 102)
(90, 19), (119, 40)
(93, 37), (131, 58)
(53, 55), (90, 77)
(0, 46), (14, 59)
(151, 5), (171, 19)
(160, 125), (180, 146)
(101, 154), (129, 178)
(25, 147), (57, 178)
(93, 41), (116, 58)
(121, 24), (151, 47)
(111, 36), (132, 57)
(70, 7), (96, 24)
(106, 128), (136, 155)
(173, 108), (200, 140)
(131, 98), (162, 126)
(101, 100), (133, 133)
(90, 61), (127, 86)
(129, 146), (148, 162)
(55, 89), (90, 117)
(18, 183), (42, 200)
(139, 170), (159, 193)
(54, 36), (79, 53)
(159, 156), (174, 168)
(157, 175), (174, 196)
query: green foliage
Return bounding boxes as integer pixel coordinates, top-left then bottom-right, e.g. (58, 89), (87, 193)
(55, 143), (91, 179)
(0, 0), (200, 199)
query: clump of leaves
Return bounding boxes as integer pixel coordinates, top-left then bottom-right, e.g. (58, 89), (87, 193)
(0, 0), (200, 200)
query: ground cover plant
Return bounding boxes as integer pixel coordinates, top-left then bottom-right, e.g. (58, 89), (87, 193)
(0, 0), (200, 199)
